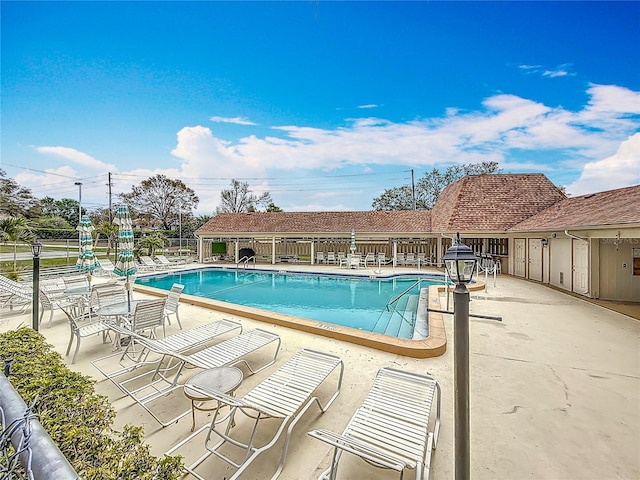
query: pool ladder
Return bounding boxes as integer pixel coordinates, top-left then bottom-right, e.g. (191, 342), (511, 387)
(236, 255), (256, 269)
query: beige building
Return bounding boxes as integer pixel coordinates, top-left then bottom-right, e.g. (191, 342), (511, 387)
(195, 174), (640, 303)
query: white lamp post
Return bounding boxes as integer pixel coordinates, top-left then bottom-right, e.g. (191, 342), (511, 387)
(442, 232), (477, 480)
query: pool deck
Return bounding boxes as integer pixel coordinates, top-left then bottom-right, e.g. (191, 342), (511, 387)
(1, 263), (639, 480)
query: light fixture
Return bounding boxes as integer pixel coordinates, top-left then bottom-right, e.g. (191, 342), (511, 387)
(30, 240), (42, 257)
(442, 233), (477, 284)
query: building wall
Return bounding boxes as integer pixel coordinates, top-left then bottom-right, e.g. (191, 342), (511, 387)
(598, 239), (640, 302)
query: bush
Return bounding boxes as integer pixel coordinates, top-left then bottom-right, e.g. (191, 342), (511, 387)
(0, 328), (183, 479)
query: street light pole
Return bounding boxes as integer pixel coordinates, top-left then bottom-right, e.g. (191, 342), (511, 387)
(179, 204), (182, 258)
(442, 233), (477, 480)
(31, 240), (42, 331)
(74, 182), (82, 223)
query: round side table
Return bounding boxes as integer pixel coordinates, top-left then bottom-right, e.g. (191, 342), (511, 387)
(184, 366), (244, 431)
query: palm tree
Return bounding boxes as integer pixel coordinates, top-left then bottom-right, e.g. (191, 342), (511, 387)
(0, 217), (35, 271)
(136, 232), (168, 258)
(95, 221), (119, 257)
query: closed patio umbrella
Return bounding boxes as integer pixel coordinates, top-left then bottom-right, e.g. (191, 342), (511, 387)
(75, 215), (100, 284)
(113, 205), (137, 310)
(350, 229), (356, 253)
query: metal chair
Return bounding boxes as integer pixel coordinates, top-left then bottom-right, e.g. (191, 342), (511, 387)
(60, 308), (111, 364)
(163, 283), (184, 332)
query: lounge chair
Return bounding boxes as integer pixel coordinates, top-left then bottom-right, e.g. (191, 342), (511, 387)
(327, 252), (336, 264)
(168, 348), (344, 480)
(138, 255), (159, 271)
(309, 367), (441, 480)
(316, 252), (326, 264)
(91, 318), (243, 385)
(155, 254), (185, 268)
(0, 275), (32, 311)
(348, 254), (360, 269)
(115, 328), (281, 426)
(337, 252), (348, 268)
(362, 253), (376, 267)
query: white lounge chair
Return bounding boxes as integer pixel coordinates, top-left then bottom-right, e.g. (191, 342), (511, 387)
(327, 252), (336, 264)
(60, 308), (112, 364)
(309, 367), (441, 480)
(91, 318), (242, 384)
(116, 328), (281, 426)
(155, 254), (185, 268)
(168, 349), (344, 480)
(0, 275), (32, 311)
(138, 255), (159, 271)
(316, 252), (326, 264)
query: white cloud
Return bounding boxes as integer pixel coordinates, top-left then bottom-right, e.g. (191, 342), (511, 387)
(566, 133), (640, 196)
(518, 63), (574, 78)
(34, 146), (117, 171)
(210, 116), (257, 125)
(357, 104), (379, 109)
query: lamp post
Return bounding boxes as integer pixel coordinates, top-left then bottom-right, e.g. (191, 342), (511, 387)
(179, 203), (182, 258)
(442, 232), (477, 480)
(31, 240), (42, 331)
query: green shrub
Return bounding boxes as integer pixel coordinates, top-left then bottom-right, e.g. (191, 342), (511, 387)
(0, 328), (183, 479)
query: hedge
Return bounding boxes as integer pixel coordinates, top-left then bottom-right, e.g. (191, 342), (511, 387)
(0, 328), (183, 479)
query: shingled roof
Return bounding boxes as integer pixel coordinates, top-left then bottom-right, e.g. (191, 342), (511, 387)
(510, 184), (640, 231)
(195, 210), (432, 236)
(430, 174), (566, 232)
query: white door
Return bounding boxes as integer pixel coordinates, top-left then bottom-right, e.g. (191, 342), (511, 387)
(528, 239), (543, 281)
(514, 239), (526, 277)
(572, 240), (589, 295)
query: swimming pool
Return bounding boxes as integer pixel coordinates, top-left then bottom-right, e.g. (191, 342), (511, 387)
(135, 268), (443, 338)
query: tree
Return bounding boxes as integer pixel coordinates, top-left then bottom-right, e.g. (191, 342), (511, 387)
(0, 217), (35, 271)
(0, 169), (41, 218)
(40, 196), (82, 225)
(135, 232), (168, 257)
(217, 180), (272, 214)
(119, 175), (199, 230)
(266, 202), (283, 212)
(372, 162), (503, 211)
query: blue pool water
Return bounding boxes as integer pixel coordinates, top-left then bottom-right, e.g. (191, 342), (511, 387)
(136, 268), (443, 338)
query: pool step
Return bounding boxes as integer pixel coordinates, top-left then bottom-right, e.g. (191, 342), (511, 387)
(382, 294), (419, 338)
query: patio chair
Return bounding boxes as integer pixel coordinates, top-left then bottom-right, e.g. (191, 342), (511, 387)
(0, 275), (32, 311)
(163, 283), (184, 331)
(316, 252), (326, 264)
(63, 275), (90, 290)
(348, 254), (360, 269)
(405, 252), (418, 266)
(92, 283), (127, 311)
(309, 367), (441, 480)
(39, 286), (78, 328)
(168, 348), (344, 480)
(362, 253), (376, 267)
(91, 318), (243, 384)
(94, 258), (117, 277)
(337, 252), (348, 268)
(116, 328), (281, 427)
(377, 253), (387, 266)
(60, 308), (111, 364)
(127, 298), (166, 339)
(327, 252), (336, 264)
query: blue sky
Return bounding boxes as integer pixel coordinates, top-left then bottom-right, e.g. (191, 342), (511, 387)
(2, 1), (639, 215)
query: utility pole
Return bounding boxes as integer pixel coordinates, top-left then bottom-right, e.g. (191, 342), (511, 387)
(411, 169), (416, 210)
(107, 172), (113, 222)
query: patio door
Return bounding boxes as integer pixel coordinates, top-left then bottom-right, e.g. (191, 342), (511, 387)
(514, 239), (526, 277)
(572, 240), (589, 295)
(528, 239), (543, 281)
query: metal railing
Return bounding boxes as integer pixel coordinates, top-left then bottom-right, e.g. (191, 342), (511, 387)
(1, 361), (80, 480)
(236, 255), (256, 269)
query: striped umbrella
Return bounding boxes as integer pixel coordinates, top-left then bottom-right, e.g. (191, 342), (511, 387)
(113, 206), (137, 309)
(350, 229), (356, 253)
(75, 215), (100, 283)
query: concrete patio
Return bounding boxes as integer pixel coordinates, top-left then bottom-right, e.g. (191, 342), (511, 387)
(1, 265), (638, 480)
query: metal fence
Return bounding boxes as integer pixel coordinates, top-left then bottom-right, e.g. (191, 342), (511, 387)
(0, 360), (80, 480)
